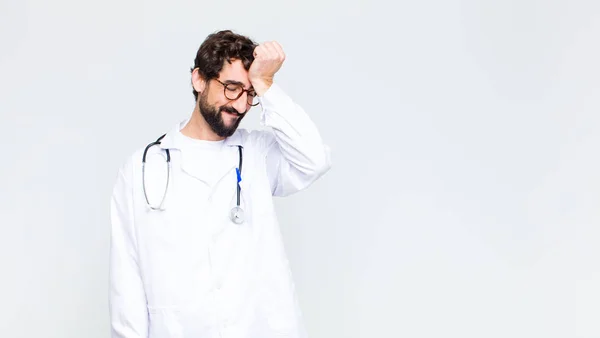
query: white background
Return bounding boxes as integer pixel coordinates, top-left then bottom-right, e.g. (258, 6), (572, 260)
(1, 0), (599, 337)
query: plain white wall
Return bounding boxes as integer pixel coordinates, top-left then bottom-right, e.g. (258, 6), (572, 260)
(1, 0), (599, 337)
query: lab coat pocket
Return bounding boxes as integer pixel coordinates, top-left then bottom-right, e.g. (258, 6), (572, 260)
(232, 178), (269, 226)
(147, 307), (183, 338)
(207, 169), (248, 226)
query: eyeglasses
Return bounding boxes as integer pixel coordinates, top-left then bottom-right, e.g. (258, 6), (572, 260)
(214, 79), (260, 107)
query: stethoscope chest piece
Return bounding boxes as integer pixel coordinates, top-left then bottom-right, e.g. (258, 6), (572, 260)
(230, 206), (245, 224)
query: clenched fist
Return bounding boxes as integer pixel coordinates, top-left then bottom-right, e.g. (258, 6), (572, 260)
(249, 41), (286, 96)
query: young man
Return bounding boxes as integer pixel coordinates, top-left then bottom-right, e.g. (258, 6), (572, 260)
(109, 30), (331, 338)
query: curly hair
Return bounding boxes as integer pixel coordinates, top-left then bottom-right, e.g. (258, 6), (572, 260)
(190, 30), (257, 102)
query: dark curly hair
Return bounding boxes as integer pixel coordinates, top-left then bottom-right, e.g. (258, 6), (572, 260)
(190, 30), (257, 102)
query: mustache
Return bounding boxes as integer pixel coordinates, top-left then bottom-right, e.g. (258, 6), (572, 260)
(220, 106), (245, 116)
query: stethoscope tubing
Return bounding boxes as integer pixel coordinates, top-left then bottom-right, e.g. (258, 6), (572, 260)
(141, 134), (244, 221)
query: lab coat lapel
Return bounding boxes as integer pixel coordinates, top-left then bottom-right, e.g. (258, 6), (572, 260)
(207, 132), (244, 187)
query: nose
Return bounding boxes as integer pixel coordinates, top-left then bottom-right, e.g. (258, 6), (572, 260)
(232, 93), (249, 114)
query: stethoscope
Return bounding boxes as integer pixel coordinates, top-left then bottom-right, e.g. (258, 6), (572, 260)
(142, 134), (245, 224)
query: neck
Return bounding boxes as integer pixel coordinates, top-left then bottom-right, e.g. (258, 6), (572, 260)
(181, 106), (224, 141)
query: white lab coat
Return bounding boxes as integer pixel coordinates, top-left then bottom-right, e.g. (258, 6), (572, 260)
(110, 83), (331, 338)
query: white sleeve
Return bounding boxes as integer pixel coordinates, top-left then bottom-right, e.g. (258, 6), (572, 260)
(260, 83), (332, 196)
(109, 164), (149, 338)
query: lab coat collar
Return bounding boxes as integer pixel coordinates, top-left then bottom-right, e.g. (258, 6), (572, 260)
(157, 118), (244, 186)
(158, 118), (243, 150)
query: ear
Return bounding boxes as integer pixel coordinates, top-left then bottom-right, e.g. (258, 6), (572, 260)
(191, 68), (207, 94)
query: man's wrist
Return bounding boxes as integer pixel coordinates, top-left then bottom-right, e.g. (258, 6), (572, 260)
(251, 77), (274, 96)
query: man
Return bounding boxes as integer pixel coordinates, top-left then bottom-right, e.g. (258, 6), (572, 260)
(109, 30), (331, 338)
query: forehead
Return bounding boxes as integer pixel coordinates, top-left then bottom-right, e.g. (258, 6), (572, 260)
(218, 59), (251, 87)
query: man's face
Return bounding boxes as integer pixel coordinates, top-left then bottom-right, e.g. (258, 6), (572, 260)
(197, 59), (254, 138)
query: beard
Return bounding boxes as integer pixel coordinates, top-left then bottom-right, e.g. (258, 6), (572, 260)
(198, 92), (245, 138)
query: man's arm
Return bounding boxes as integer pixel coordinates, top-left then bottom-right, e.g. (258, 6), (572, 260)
(260, 83), (332, 196)
(249, 41), (331, 196)
(109, 164), (149, 338)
